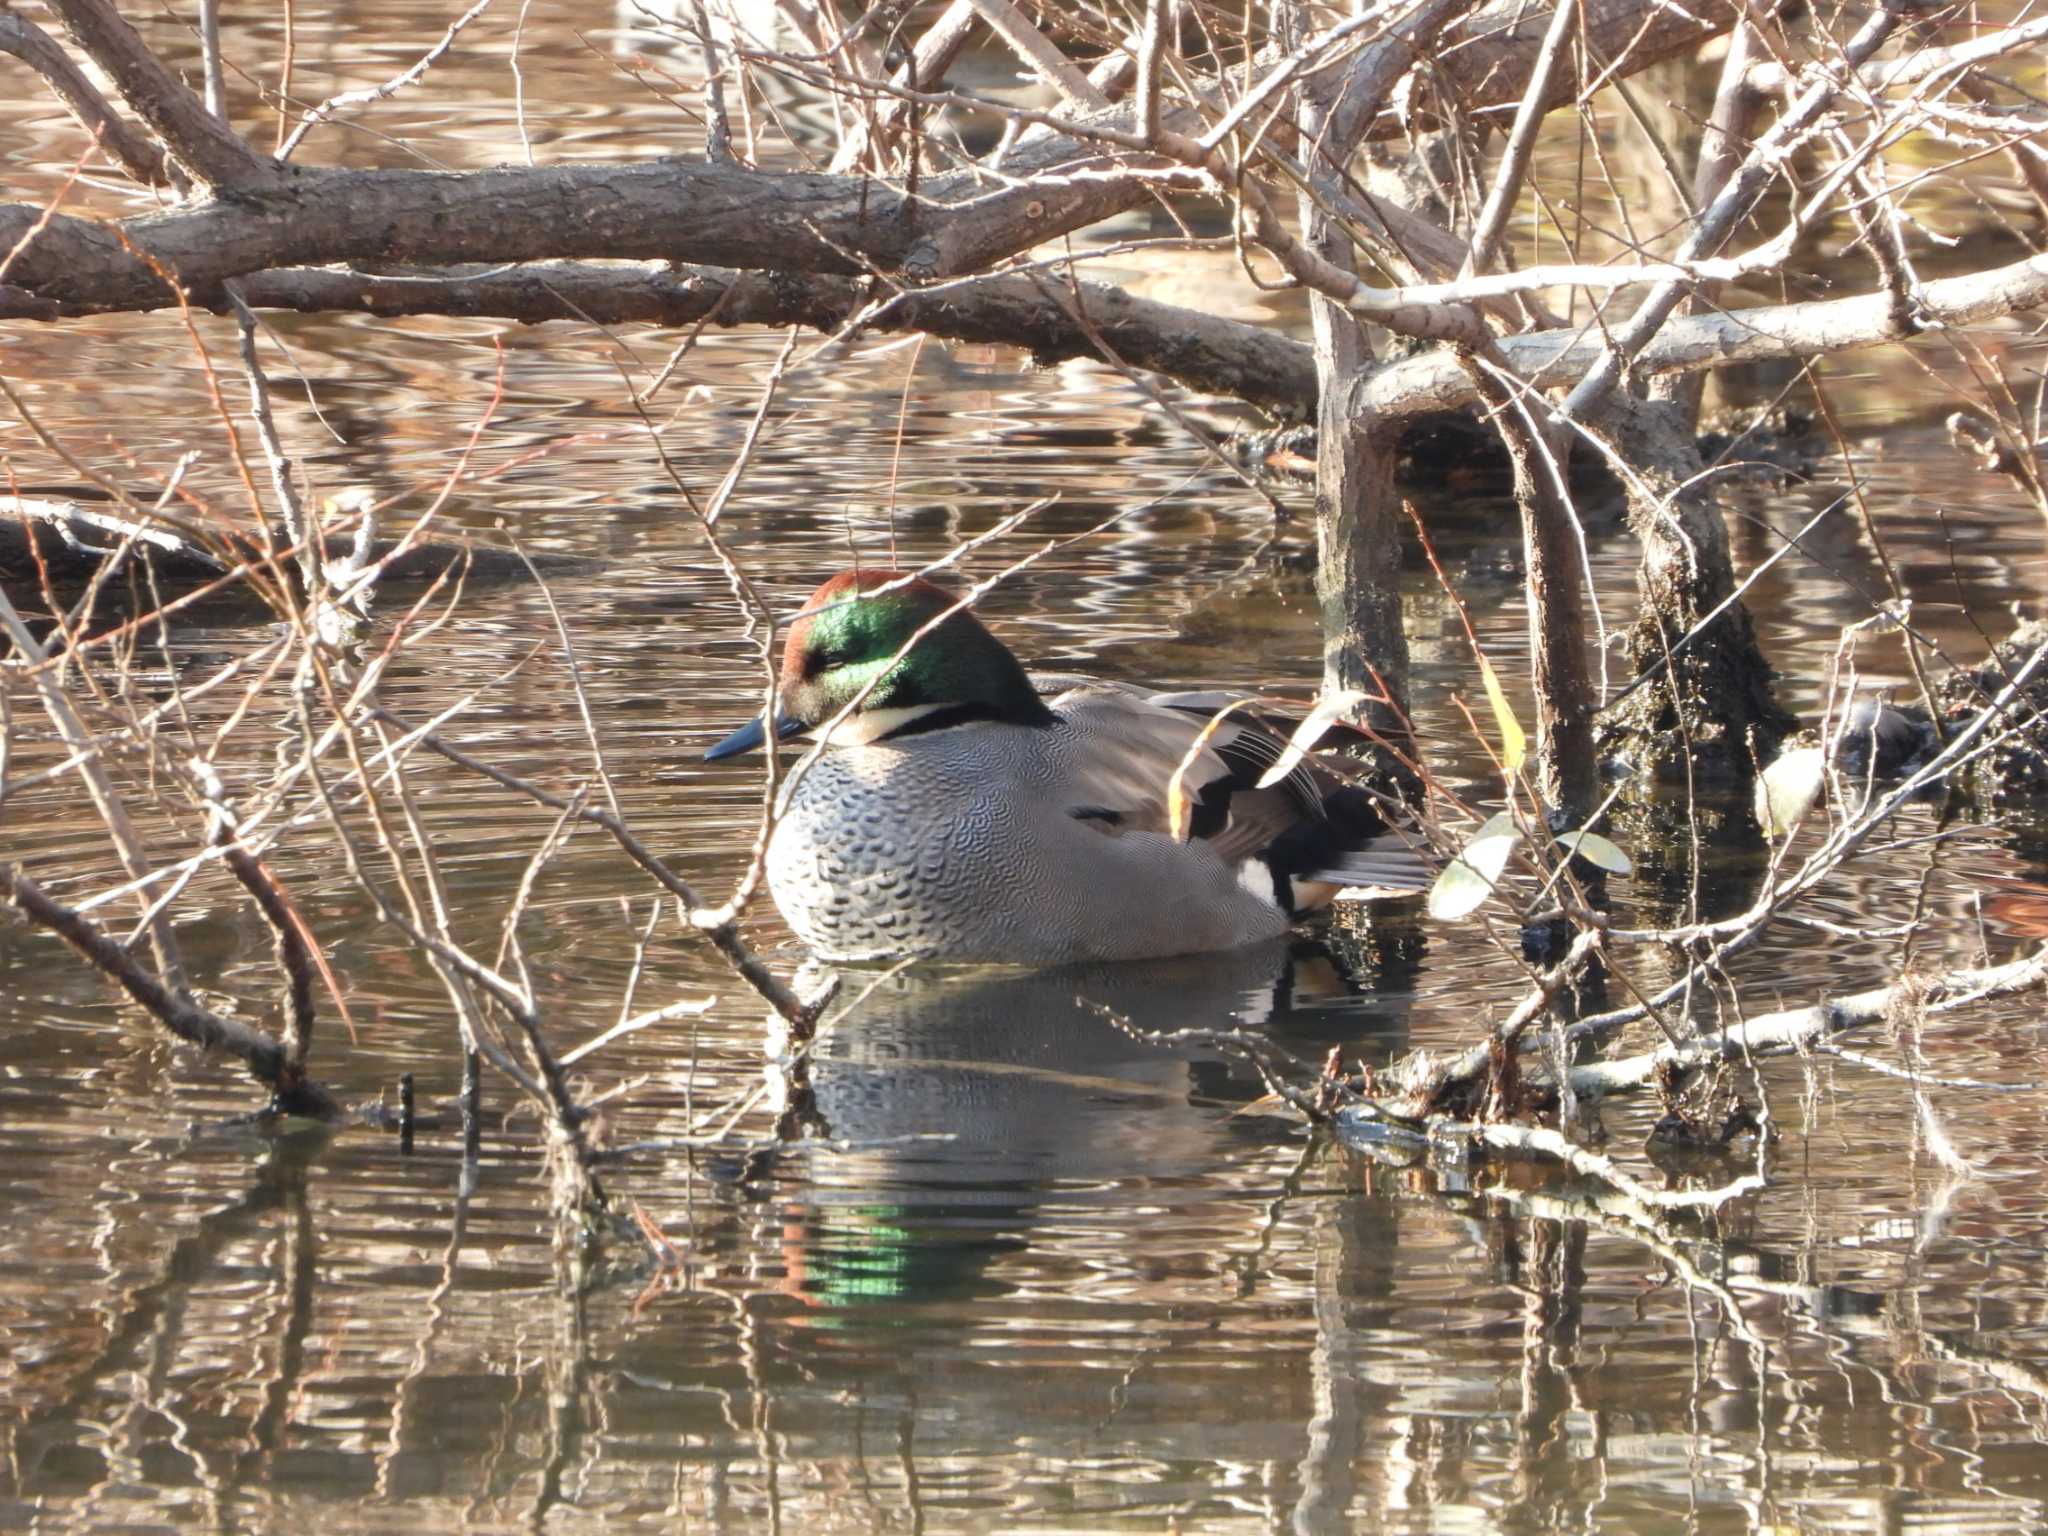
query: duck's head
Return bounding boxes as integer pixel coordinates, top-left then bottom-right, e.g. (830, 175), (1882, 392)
(704, 568), (1050, 760)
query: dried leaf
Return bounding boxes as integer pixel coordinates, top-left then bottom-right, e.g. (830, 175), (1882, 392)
(1478, 655), (1526, 774)
(1427, 811), (1520, 921)
(1255, 689), (1369, 789)
(1554, 829), (1632, 874)
(1166, 700), (1254, 843)
(1756, 746), (1827, 839)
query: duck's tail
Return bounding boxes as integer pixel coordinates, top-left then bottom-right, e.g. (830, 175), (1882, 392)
(1304, 832), (1432, 902)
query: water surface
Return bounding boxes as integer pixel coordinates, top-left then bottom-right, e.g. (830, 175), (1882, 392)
(5, 5), (2048, 1532)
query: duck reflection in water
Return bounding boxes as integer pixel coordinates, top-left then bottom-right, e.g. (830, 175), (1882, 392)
(749, 926), (1421, 1316)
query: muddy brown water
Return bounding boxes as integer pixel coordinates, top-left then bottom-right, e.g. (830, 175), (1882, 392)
(6, 7), (2048, 1532)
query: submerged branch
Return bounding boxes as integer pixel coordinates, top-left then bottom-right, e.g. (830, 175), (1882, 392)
(4, 866), (341, 1119)
(370, 707), (821, 1029)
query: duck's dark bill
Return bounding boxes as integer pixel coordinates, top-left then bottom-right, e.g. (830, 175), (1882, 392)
(704, 713), (801, 761)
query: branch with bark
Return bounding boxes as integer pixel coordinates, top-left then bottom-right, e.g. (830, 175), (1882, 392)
(5, 865), (341, 1119)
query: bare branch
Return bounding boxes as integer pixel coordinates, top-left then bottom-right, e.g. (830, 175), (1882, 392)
(1135, 0), (1168, 145)
(1466, 1122), (1765, 1210)
(963, 0), (1110, 112)
(224, 283), (320, 593)
(0, 581), (188, 996)
(1562, 0), (1907, 418)
(1746, 12), (2048, 98)
(196, 0), (226, 120)
(1359, 248), (2048, 421)
(690, 0), (736, 163)
(371, 709), (821, 1028)
(199, 768), (320, 1074)
(221, 261), (1322, 417)
(1, 0), (1740, 311)
(277, 0), (500, 161)
(5, 866), (339, 1118)
(828, 0), (978, 172)
(1569, 939), (2048, 1099)
(1463, 0), (1577, 277)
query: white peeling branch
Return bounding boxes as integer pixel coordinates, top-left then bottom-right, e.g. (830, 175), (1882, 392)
(1358, 249), (2048, 420)
(1467, 1122), (1767, 1209)
(1569, 939), (2048, 1099)
(1747, 13), (2048, 98)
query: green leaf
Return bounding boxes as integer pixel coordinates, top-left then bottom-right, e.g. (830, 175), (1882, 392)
(1554, 829), (1632, 874)
(1756, 746), (1827, 839)
(1427, 811), (1520, 921)
(1478, 655), (1526, 774)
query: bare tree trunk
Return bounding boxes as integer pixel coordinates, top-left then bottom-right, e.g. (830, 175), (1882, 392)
(1288, 0), (1474, 743)
(1597, 397), (1795, 781)
(1298, 121), (1409, 730)
(1313, 358), (1411, 738)
(1493, 403), (1599, 819)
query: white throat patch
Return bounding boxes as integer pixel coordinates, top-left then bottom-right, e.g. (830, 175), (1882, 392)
(811, 703), (951, 747)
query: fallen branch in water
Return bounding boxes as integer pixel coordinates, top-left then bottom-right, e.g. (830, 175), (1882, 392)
(1461, 1121), (1763, 1209)
(1564, 939), (2048, 1100)
(3, 865), (342, 1120)
(1305, 934), (2048, 1217)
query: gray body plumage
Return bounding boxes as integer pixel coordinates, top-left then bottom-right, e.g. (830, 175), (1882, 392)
(766, 681), (1425, 963)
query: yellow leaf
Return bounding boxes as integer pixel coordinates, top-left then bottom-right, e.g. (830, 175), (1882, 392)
(1167, 700), (1255, 843)
(1478, 655), (1526, 774)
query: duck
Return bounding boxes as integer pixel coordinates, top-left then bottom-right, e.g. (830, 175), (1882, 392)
(704, 569), (1429, 964)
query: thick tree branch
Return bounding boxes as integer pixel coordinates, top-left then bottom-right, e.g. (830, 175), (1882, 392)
(0, 0), (1744, 316)
(0, 162), (924, 313)
(14, 237), (2035, 434)
(0, 12), (179, 188)
(45, 0), (279, 190)
(222, 261), (1320, 415)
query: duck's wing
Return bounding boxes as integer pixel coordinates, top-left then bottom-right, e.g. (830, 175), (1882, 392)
(1045, 682), (1430, 902)
(1043, 686), (1330, 865)
(1043, 680), (1338, 810)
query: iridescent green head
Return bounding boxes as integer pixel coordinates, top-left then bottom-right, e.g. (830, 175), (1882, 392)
(704, 569), (1049, 758)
